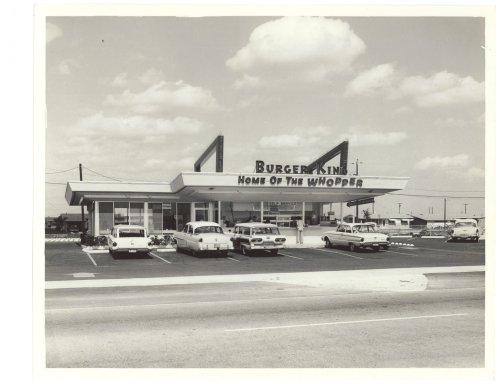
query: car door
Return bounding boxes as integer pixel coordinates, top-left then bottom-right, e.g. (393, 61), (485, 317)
(334, 225), (345, 245)
(177, 224), (189, 248)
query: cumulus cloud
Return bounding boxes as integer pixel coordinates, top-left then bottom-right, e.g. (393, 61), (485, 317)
(139, 68), (165, 85)
(346, 66), (484, 108)
(415, 154), (470, 170)
(75, 113), (207, 140)
(46, 22), (62, 44)
(104, 80), (221, 114)
(57, 59), (79, 75)
(227, 17), (365, 87)
(112, 72), (129, 87)
(397, 71), (485, 107)
(345, 63), (396, 96)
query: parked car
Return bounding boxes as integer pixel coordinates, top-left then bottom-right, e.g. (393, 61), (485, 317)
(412, 228), (430, 238)
(449, 219), (480, 242)
(231, 223), (286, 255)
(174, 221), (233, 256)
(108, 225), (153, 256)
(321, 223), (390, 252)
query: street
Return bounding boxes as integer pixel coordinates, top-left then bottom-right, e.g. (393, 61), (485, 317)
(44, 239), (486, 368)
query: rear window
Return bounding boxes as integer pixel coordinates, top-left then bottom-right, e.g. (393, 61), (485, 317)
(455, 222), (476, 228)
(118, 228), (145, 237)
(194, 226), (223, 234)
(252, 227), (280, 235)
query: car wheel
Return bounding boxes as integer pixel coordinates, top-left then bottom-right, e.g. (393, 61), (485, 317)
(270, 249), (279, 256)
(474, 237), (479, 243)
(242, 246), (249, 256)
(373, 245), (380, 252)
(349, 243), (357, 252)
(381, 245), (389, 250)
(325, 237), (332, 248)
(220, 250), (228, 257)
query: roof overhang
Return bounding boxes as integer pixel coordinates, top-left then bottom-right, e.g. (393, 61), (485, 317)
(66, 172), (409, 205)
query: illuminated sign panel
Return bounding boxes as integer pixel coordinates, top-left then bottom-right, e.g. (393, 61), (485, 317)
(255, 160), (347, 175)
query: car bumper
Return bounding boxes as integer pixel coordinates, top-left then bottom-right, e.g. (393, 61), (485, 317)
(110, 248), (152, 253)
(357, 242), (390, 248)
(197, 243), (232, 251)
(249, 244), (285, 250)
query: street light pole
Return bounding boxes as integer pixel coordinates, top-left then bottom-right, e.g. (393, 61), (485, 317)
(397, 203), (402, 214)
(464, 203), (468, 215)
(79, 163), (85, 232)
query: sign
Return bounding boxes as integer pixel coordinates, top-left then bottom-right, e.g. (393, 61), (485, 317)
(256, 160), (347, 175)
(346, 197), (375, 207)
(237, 175), (364, 188)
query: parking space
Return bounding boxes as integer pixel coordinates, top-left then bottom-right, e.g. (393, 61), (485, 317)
(44, 238), (485, 282)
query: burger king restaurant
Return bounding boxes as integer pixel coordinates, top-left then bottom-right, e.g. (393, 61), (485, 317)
(64, 137), (409, 236)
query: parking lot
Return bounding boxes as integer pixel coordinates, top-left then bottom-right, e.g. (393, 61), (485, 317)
(45, 238), (485, 282)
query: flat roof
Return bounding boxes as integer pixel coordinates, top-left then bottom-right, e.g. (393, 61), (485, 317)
(66, 172), (409, 205)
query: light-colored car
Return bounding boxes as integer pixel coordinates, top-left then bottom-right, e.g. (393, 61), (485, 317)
(108, 225), (153, 255)
(231, 223), (286, 256)
(449, 219), (479, 242)
(174, 221), (233, 256)
(321, 223), (390, 252)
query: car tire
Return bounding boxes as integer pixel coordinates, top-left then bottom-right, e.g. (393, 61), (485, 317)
(220, 250), (228, 257)
(242, 246), (250, 256)
(373, 245), (380, 252)
(474, 237), (479, 243)
(349, 243), (357, 252)
(325, 238), (332, 248)
(270, 249), (279, 256)
(381, 245), (389, 250)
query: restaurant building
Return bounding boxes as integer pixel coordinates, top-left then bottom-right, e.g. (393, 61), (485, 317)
(65, 137), (409, 236)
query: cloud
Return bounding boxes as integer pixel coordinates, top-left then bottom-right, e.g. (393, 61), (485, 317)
(340, 130), (408, 147)
(415, 154), (470, 170)
(397, 71), (485, 107)
(112, 72), (129, 87)
(57, 59), (79, 75)
(139, 68), (165, 85)
(75, 113), (207, 140)
(345, 63), (396, 96)
(227, 17), (365, 86)
(104, 80), (221, 114)
(46, 22), (62, 44)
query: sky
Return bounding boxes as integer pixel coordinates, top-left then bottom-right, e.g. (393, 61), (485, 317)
(45, 15), (486, 219)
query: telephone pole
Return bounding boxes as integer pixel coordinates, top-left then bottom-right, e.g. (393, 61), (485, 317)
(464, 203), (468, 215)
(79, 163), (85, 232)
(443, 198), (447, 228)
(397, 203), (402, 214)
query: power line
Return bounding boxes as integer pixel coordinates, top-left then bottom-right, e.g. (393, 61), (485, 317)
(45, 166), (78, 174)
(83, 166), (123, 182)
(45, 182), (67, 185)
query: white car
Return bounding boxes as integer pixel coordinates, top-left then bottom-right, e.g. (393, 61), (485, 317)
(321, 223), (390, 252)
(231, 223), (286, 256)
(449, 219), (480, 242)
(174, 221), (233, 256)
(108, 225), (153, 255)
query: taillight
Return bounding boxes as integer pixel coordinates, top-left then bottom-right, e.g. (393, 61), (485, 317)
(148, 242), (152, 246)
(251, 238), (262, 242)
(112, 242), (117, 247)
(199, 238), (203, 242)
(360, 238), (364, 242)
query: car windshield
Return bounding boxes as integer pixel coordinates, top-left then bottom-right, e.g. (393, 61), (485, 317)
(252, 227), (280, 235)
(194, 226), (223, 234)
(352, 225), (376, 233)
(119, 229), (145, 237)
(455, 222), (476, 227)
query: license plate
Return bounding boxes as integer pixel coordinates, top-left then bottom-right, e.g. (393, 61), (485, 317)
(372, 244), (379, 247)
(129, 250), (137, 253)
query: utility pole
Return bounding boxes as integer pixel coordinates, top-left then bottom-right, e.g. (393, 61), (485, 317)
(79, 163), (85, 232)
(443, 198), (447, 228)
(464, 203), (468, 215)
(397, 203), (402, 214)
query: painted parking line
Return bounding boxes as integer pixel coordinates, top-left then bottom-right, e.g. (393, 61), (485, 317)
(312, 248), (364, 260)
(416, 246), (484, 256)
(150, 252), (172, 264)
(278, 252), (304, 260)
(227, 257), (240, 262)
(385, 250), (420, 257)
(84, 252), (98, 267)
(225, 313), (468, 332)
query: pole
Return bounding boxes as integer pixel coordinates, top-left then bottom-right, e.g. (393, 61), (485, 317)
(398, 203), (402, 214)
(444, 198), (447, 228)
(464, 203), (468, 215)
(79, 163), (85, 232)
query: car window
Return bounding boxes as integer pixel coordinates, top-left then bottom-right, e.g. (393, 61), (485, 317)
(194, 226), (223, 234)
(337, 226), (344, 232)
(353, 225), (375, 233)
(455, 222), (476, 228)
(345, 227), (352, 233)
(252, 227), (280, 235)
(243, 227), (250, 235)
(118, 228), (145, 238)
(182, 225), (189, 233)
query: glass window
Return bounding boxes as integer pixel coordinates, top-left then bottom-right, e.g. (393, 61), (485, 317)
(99, 202), (113, 235)
(243, 227), (250, 235)
(162, 203), (176, 231)
(114, 202), (129, 225)
(130, 203), (144, 225)
(252, 227), (280, 235)
(194, 226), (223, 234)
(148, 203), (162, 234)
(119, 228), (145, 237)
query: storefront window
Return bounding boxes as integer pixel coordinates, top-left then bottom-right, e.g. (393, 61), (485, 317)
(194, 202), (209, 221)
(221, 202), (261, 227)
(130, 203), (144, 225)
(148, 203), (162, 234)
(114, 202), (129, 225)
(176, 203), (191, 231)
(99, 202), (113, 234)
(162, 202), (176, 231)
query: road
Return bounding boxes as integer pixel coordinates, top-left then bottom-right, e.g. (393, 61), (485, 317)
(44, 239), (486, 368)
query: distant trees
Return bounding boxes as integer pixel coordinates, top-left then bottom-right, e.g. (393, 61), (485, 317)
(362, 209), (371, 222)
